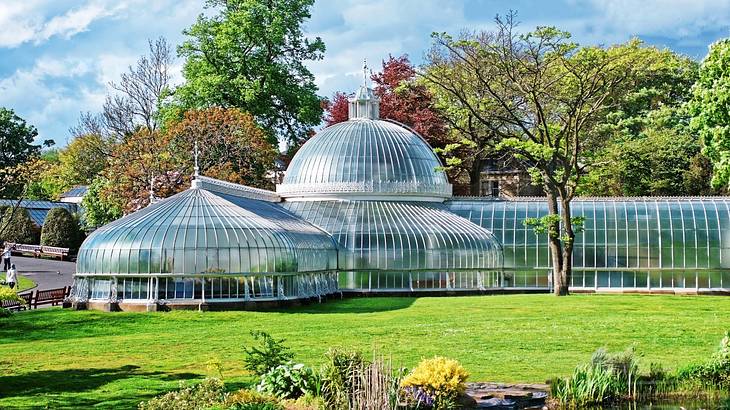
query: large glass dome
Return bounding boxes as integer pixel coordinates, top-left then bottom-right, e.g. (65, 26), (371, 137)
(277, 85), (452, 201)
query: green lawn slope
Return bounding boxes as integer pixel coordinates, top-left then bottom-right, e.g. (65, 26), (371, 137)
(0, 294), (727, 409)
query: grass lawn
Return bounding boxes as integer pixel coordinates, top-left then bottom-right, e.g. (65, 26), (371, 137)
(0, 294), (727, 409)
(0, 273), (35, 292)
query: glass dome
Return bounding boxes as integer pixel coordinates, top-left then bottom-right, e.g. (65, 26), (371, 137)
(76, 187), (337, 276)
(277, 84), (452, 201)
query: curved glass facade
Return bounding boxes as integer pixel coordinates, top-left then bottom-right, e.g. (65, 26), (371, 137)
(278, 119), (452, 199)
(447, 198), (730, 291)
(72, 185), (339, 305)
(284, 200), (503, 291)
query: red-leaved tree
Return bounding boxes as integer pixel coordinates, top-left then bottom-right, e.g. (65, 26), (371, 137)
(322, 92), (350, 126)
(372, 55), (448, 148)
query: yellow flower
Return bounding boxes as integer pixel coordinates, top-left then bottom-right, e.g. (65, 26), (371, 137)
(401, 356), (469, 396)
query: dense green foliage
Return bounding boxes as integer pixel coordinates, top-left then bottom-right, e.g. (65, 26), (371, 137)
(690, 39), (730, 189)
(580, 45), (714, 196)
(40, 208), (82, 250)
(0, 207), (38, 244)
(138, 377), (225, 410)
(243, 331), (295, 377)
(0, 295), (728, 408)
(81, 177), (123, 229)
(174, 0), (325, 146)
(0, 107), (46, 169)
(257, 362), (317, 399)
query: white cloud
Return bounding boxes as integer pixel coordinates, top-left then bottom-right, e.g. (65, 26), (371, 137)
(0, 0), (140, 48)
(588, 0), (730, 38)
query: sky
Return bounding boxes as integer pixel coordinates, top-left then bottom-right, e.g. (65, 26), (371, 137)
(1, 0), (729, 147)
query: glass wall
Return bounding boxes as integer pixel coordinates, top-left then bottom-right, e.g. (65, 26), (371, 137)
(447, 198), (730, 290)
(284, 200), (503, 284)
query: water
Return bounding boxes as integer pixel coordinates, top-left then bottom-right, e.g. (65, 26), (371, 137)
(597, 396), (730, 410)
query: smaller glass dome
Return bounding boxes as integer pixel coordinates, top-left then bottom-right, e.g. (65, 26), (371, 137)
(76, 187), (337, 276)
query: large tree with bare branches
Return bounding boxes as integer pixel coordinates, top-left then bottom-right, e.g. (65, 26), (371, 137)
(424, 14), (639, 295)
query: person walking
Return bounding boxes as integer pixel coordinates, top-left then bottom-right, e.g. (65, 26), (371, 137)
(6, 263), (17, 290)
(2, 245), (11, 271)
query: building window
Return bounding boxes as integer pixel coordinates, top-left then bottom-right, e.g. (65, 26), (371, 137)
(490, 181), (500, 197)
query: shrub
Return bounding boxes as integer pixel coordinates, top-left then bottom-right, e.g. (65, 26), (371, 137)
(550, 347), (640, 406)
(319, 348), (365, 409)
(280, 393), (326, 410)
(0, 207), (38, 244)
(677, 331), (730, 388)
(138, 377), (225, 410)
(257, 362), (318, 400)
(0, 286), (26, 308)
(223, 389), (282, 410)
(244, 331), (294, 377)
(41, 207), (82, 249)
(400, 356), (469, 409)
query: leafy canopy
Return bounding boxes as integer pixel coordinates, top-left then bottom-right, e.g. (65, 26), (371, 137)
(690, 39), (730, 189)
(175, 0), (325, 146)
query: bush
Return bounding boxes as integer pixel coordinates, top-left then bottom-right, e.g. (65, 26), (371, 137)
(677, 331), (730, 388)
(0, 207), (38, 244)
(243, 331), (294, 377)
(550, 347), (640, 406)
(280, 393), (326, 410)
(41, 207), (82, 249)
(223, 389), (282, 410)
(0, 286), (26, 308)
(400, 356), (469, 409)
(257, 362), (318, 400)
(138, 377), (225, 410)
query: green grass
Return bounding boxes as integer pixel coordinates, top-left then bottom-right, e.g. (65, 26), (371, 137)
(0, 294), (727, 409)
(0, 273), (35, 291)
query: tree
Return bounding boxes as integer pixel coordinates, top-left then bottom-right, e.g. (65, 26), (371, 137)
(103, 107), (277, 213)
(372, 55), (448, 147)
(427, 15), (637, 295)
(41, 208), (82, 250)
(0, 207), (38, 245)
(57, 133), (111, 186)
(690, 39), (730, 189)
(166, 108), (278, 188)
(577, 44), (708, 196)
(579, 126), (709, 196)
(71, 38), (174, 144)
(322, 92), (350, 126)
(0, 107), (51, 168)
(423, 39), (507, 195)
(81, 177), (123, 229)
(174, 0), (325, 147)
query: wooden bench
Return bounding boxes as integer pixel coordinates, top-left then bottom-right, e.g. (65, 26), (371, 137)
(1, 287), (70, 311)
(33, 286), (70, 309)
(1, 291), (33, 311)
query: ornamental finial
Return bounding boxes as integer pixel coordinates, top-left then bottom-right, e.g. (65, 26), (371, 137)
(193, 140), (200, 177)
(362, 59), (369, 87)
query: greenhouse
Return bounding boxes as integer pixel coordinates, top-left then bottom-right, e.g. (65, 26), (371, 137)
(70, 77), (730, 311)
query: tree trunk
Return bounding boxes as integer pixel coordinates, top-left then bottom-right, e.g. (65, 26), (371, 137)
(557, 197), (574, 296)
(545, 191), (564, 295)
(469, 158), (483, 196)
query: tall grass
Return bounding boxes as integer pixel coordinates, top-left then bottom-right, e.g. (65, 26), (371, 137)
(550, 347), (639, 407)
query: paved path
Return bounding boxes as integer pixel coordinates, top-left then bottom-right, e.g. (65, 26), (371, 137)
(9, 256), (75, 290)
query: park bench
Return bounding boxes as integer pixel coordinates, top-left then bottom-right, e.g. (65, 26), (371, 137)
(1, 291), (33, 311)
(32, 286), (70, 309)
(6, 243), (71, 260)
(40, 246), (70, 261)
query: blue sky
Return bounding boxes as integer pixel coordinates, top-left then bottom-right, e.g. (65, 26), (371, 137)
(1, 0), (729, 146)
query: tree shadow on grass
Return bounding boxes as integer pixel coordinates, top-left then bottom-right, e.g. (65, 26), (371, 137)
(271, 296), (417, 314)
(0, 365), (202, 409)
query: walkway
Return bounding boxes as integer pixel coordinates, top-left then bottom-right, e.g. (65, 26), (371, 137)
(10, 256), (75, 291)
